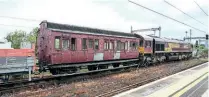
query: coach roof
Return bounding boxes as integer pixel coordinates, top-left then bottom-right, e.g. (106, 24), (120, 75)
(42, 21), (136, 38)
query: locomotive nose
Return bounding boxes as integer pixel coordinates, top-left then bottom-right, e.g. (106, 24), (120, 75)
(138, 47), (144, 54)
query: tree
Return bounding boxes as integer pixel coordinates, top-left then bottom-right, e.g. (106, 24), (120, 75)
(5, 27), (39, 49)
(5, 30), (27, 49)
(27, 27), (39, 43)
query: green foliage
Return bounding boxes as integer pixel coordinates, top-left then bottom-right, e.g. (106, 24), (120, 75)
(27, 27), (39, 43)
(5, 30), (27, 49)
(199, 47), (208, 58)
(199, 44), (205, 50)
(5, 27), (38, 49)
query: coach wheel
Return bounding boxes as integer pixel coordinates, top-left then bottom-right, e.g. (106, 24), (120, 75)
(98, 65), (108, 69)
(88, 65), (97, 71)
(51, 71), (56, 75)
(3, 75), (9, 82)
(113, 63), (120, 68)
(70, 68), (78, 73)
(122, 62), (130, 66)
(50, 69), (58, 75)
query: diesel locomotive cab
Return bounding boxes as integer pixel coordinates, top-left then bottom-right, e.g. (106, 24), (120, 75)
(138, 40), (144, 61)
(138, 40), (144, 55)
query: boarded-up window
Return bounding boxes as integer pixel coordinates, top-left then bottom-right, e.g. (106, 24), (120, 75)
(89, 39), (93, 48)
(82, 38), (87, 49)
(94, 39), (99, 50)
(71, 38), (76, 50)
(62, 39), (69, 50)
(55, 37), (60, 49)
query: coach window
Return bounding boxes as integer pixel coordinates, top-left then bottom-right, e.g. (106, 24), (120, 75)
(140, 40), (143, 47)
(132, 42), (137, 49)
(160, 44), (165, 51)
(125, 41), (128, 50)
(82, 38), (87, 50)
(94, 39), (99, 50)
(109, 40), (113, 50)
(180, 44), (184, 48)
(117, 41), (121, 50)
(156, 44), (160, 51)
(62, 39), (69, 50)
(55, 36), (61, 50)
(145, 41), (151, 48)
(104, 40), (108, 50)
(129, 41), (132, 49)
(165, 43), (169, 47)
(120, 42), (125, 50)
(71, 38), (76, 50)
(89, 39), (93, 48)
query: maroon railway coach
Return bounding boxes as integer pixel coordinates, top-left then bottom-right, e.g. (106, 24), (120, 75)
(37, 21), (142, 74)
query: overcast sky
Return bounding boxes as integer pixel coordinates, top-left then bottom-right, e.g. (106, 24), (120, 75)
(0, 0), (208, 43)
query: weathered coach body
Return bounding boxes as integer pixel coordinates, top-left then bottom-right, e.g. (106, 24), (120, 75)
(37, 21), (141, 73)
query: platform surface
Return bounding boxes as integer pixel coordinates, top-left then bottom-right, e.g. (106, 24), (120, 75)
(114, 62), (209, 97)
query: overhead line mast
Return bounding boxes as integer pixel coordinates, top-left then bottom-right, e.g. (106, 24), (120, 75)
(131, 26), (161, 37)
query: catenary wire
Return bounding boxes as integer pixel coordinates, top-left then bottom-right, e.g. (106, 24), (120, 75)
(193, 0), (208, 16)
(164, 0), (207, 27)
(128, 0), (206, 33)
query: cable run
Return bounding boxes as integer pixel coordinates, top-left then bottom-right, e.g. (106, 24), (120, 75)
(0, 24), (35, 28)
(164, 0), (207, 27)
(193, 0), (208, 16)
(128, 0), (206, 33)
(0, 15), (42, 22)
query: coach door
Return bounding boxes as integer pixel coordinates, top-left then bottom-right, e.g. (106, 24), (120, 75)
(70, 37), (77, 63)
(61, 36), (71, 64)
(93, 37), (104, 61)
(103, 39), (113, 60)
(53, 36), (62, 64)
(109, 40), (114, 59)
(114, 40), (120, 59)
(87, 37), (94, 62)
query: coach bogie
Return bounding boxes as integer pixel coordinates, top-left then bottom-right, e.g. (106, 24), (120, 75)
(88, 65), (97, 71)
(112, 63), (120, 68)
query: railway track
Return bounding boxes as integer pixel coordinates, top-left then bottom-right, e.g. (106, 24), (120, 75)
(0, 63), (139, 95)
(96, 61), (208, 97)
(0, 59), (206, 96)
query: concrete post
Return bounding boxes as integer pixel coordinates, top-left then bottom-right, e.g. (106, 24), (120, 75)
(28, 67), (31, 81)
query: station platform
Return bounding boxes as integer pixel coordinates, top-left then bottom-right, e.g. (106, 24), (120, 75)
(114, 62), (209, 97)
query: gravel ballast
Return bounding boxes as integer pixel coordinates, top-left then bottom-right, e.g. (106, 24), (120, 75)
(6, 59), (208, 97)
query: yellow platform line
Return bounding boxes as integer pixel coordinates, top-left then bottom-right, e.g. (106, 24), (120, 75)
(171, 72), (208, 97)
